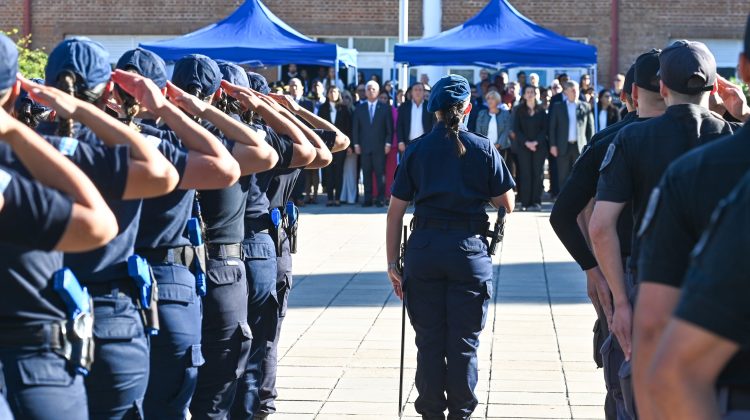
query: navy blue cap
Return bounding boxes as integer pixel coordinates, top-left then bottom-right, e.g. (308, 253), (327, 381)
(623, 64), (635, 95)
(0, 33), (18, 91)
(217, 61), (250, 88)
(45, 37), (111, 89)
(427, 74), (471, 113)
(116, 48), (168, 89)
(659, 40), (717, 95)
(634, 49), (661, 93)
(171, 54), (221, 97)
(247, 72), (270, 95)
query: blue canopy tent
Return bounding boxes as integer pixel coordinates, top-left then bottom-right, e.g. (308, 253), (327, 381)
(140, 0), (357, 70)
(393, 0), (597, 78)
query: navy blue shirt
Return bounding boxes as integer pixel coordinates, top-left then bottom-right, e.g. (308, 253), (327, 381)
(36, 121), (186, 281)
(549, 117), (643, 270)
(267, 168), (302, 210)
(0, 165), (73, 326)
(639, 123), (749, 287)
(675, 169), (750, 386)
(392, 123), (515, 223)
(596, 105), (733, 270)
(244, 124), (294, 223)
(135, 121), (194, 251)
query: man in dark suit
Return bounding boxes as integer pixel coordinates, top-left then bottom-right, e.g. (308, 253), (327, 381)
(352, 80), (393, 207)
(289, 77), (313, 112)
(549, 80), (595, 188)
(397, 82), (436, 152)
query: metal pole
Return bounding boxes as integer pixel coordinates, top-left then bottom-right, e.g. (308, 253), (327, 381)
(399, 0), (409, 92)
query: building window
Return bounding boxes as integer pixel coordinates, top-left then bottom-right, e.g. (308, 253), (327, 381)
(318, 37), (349, 49)
(353, 37), (386, 53)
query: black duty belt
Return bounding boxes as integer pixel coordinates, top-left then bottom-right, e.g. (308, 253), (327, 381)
(86, 278), (138, 298)
(411, 216), (489, 236)
(206, 243), (243, 259)
(138, 246), (195, 268)
(720, 387), (750, 411)
(0, 322), (64, 349)
(245, 215), (273, 236)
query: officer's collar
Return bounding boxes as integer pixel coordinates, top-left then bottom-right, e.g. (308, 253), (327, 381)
(664, 103), (711, 119)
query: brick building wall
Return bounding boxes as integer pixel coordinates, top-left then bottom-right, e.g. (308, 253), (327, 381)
(1, 0), (748, 86)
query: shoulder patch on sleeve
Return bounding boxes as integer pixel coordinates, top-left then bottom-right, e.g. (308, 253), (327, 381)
(0, 168), (11, 194)
(142, 134), (162, 149)
(637, 187), (661, 237)
(691, 194), (735, 258)
(58, 136), (79, 156)
(599, 143), (616, 171)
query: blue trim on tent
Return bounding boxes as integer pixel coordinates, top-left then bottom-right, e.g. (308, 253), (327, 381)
(140, 0), (357, 68)
(393, 0), (596, 68)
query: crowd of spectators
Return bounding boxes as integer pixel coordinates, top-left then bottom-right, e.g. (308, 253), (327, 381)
(270, 64), (629, 210)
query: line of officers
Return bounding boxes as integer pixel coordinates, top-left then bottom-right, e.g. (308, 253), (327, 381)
(0, 33), (350, 420)
(549, 14), (750, 420)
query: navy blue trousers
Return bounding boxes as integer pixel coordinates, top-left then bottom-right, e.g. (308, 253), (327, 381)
(191, 256), (252, 420)
(86, 288), (150, 420)
(404, 229), (493, 420)
(143, 263), (204, 420)
(0, 343), (87, 420)
(230, 232), (279, 419)
(257, 229), (293, 416)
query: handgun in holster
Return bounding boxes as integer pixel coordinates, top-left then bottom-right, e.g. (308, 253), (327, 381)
(285, 201), (299, 254)
(187, 218), (208, 297)
(53, 268), (95, 376)
(486, 207), (507, 256)
(270, 208), (283, 256)
(127, 255), (159, 336)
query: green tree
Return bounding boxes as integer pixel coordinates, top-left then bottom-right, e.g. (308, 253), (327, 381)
(3, 28), (47, 79)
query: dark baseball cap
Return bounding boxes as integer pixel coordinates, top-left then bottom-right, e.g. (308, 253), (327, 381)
(623, 64), (635, 95)
(116, 48), (168, 89)
(427, 74), (470, 113)
(217, 61), (250, 89)
(247, 72), (270, 95)
(171, 54), (221, 97)
(659, 40), (716, 95)
(633, 49), (661, 93)
(45, 37), (111, 90)
(0, 33), (18, 92)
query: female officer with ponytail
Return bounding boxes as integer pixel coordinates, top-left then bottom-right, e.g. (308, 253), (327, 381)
(386, 75), (515, 420)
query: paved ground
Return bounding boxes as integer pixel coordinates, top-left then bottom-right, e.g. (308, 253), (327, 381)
(269, 205), (604, 420)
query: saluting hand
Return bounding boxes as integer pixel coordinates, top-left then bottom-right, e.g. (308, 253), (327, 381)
(268, 93), (301, 113)
(111, 69), (168, 113)
(165, 81), (210, 117)
(18, 75), (79, 119)
(388, 266), (403, 300)
(716, 76), (750, 122)
(220, 80), (265, 112)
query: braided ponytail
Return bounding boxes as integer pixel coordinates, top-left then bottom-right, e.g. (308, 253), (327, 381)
(442, 102), (467, 157)
(115, 84), (141, 131)
(55, 73), (77, 137)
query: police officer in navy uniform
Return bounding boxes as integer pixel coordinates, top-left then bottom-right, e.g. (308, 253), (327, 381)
(0, 35), (119, 418)
(112, 48), (242, 419)
(646, 169), (750, 419)
(167, 55), (281, 420)
(549, 52), (665, 420)
(225, 73), (349, 419)
(386, 75), (515, 420)
(589, 40), (736, 419)
(635, 17), (750, 419)
(213, 64), (317, 419)
(29, 37), (184, 419)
